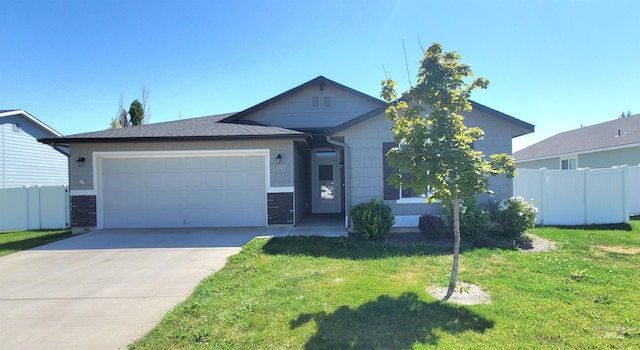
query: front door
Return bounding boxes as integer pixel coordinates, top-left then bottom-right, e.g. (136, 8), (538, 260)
(311, 150), (342, 213)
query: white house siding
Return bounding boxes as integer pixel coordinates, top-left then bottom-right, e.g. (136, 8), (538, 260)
(69, 140), (295, 192)
(1, 119), (68, 188)
(241, 84), (382, 130)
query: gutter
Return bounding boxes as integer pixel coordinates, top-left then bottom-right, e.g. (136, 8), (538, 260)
(326, 136), (350, 228)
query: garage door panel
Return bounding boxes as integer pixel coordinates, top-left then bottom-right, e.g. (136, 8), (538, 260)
(101, 155), (266, 229)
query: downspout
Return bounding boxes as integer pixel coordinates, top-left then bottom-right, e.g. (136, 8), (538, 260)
(326, 136), (350, 228)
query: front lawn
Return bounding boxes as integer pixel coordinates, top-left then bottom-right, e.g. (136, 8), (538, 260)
(130, 222), (640, 349)
(0, 230), (72, 257)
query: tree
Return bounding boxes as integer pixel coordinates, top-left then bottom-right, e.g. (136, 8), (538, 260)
(381, 43), (516, 301)
(109, 95), (130, 129)
(129, 99), (145, 126)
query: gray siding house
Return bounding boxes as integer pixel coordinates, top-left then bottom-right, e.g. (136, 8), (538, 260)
(514, 114), (640, 169)
(40, 76), (533, 233)
(1, 110), (69, 188)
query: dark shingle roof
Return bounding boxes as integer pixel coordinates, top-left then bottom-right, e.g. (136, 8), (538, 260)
(514, 114), (640, 161)
(328, 100), (535, 137)
(39, 113), (304, 144)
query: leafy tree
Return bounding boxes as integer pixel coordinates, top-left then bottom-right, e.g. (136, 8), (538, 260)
(381, 43), (516, 301)
(109, 118), (121, 129)
(129, 99), (145, 126)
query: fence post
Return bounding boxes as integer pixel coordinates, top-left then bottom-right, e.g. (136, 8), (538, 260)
(622, 165), (629, 224)
(540, 168), (546, 225)
(583, 168), (590, 225)
(24, 185), (30, 229)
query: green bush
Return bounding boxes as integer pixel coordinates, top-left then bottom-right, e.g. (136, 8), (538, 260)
(494, 196), (537, 240)
(418, 214), (447, 239)
(350, 199), (395, 240)
(445, 197), (489, 239)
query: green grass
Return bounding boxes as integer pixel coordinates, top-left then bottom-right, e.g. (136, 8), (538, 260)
(130, 222), (640, 349)
(0, 229), (72, 256)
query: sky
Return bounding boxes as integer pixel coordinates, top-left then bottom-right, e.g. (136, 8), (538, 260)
(2, 0), (638, 151)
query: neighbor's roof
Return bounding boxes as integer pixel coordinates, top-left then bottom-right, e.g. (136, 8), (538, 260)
(39, 113), (305, 144)
(0, 109), (63, 137)
(514, 114), (640, 161)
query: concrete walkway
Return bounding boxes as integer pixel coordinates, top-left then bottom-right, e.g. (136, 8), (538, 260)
(0, 228), (261, 350)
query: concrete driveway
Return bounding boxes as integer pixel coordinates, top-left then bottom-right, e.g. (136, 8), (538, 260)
(0, 228), (262, 349)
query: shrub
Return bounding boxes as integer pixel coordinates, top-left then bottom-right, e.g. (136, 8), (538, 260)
(445, 197), (489, 239)
(350, 199), (395, 240)
(494, 196), (537, 240)
(418, 214), (447, 239)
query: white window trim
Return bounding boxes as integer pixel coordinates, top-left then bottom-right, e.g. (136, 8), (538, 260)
(560, 155), (578, 170)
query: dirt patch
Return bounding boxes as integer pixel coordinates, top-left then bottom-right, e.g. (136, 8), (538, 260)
(426, 282), (491, 305)
(518, 233), (557, 253)
(594, 245), (639, 255)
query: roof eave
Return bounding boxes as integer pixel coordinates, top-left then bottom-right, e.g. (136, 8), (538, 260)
(39, 133), (306, 145)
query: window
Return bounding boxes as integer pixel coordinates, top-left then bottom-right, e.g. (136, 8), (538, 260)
(311, 95), (332, 109)
(382, 142), (435, 203)
(323, 96), (331, 108)
(315, 151), (336, 157)
(561, 158), (577, 170)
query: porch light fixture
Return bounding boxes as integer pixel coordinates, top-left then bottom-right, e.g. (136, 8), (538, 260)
(275, 154), (282, 164)
(76, 157), (86, 167)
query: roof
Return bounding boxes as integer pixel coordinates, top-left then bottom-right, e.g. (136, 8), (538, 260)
(37, 76), (534, 146)
(220, 76), (386, 123)
(328, 100), (535, 137)
(39, 113), (305, 144)
(0, 109), (63, 137)
(514, 114), (640, 161)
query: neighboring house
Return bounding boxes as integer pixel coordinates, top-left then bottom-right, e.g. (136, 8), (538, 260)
(514, 114), (640, 169)
(0, 109), (69, 188)
(39, 76), (534, 233)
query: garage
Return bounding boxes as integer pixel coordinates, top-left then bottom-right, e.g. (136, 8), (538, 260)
(99, 153), (267, 229)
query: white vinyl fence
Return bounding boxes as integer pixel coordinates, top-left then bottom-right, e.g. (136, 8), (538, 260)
(0, 185), (70, 231)
(513, 165), (639, 225)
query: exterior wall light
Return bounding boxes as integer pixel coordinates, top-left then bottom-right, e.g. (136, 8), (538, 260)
(76, 157), (86, 167)
(275, 154), (282, 164)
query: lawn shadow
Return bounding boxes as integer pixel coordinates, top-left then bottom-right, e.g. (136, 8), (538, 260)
(0, 231), (72, 254)
(262, 236), (454, 259)
(290, 292), (494, 349)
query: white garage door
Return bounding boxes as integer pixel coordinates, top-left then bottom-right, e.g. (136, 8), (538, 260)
(101, 155), (266, 228)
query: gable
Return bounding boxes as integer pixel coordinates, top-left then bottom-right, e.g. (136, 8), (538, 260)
(0, 110), (69, 156)
(226, 76), (385, 131)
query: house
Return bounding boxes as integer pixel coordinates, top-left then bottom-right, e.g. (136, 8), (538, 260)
(0, 109), (69, 189)
(514, 114), (640, 169)
(39, 76), (534, 233)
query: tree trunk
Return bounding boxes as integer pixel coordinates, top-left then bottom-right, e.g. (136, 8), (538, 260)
(444, 197), (461, 301)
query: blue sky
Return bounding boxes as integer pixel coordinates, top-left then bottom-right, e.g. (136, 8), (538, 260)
(2, 0), (638, 151)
